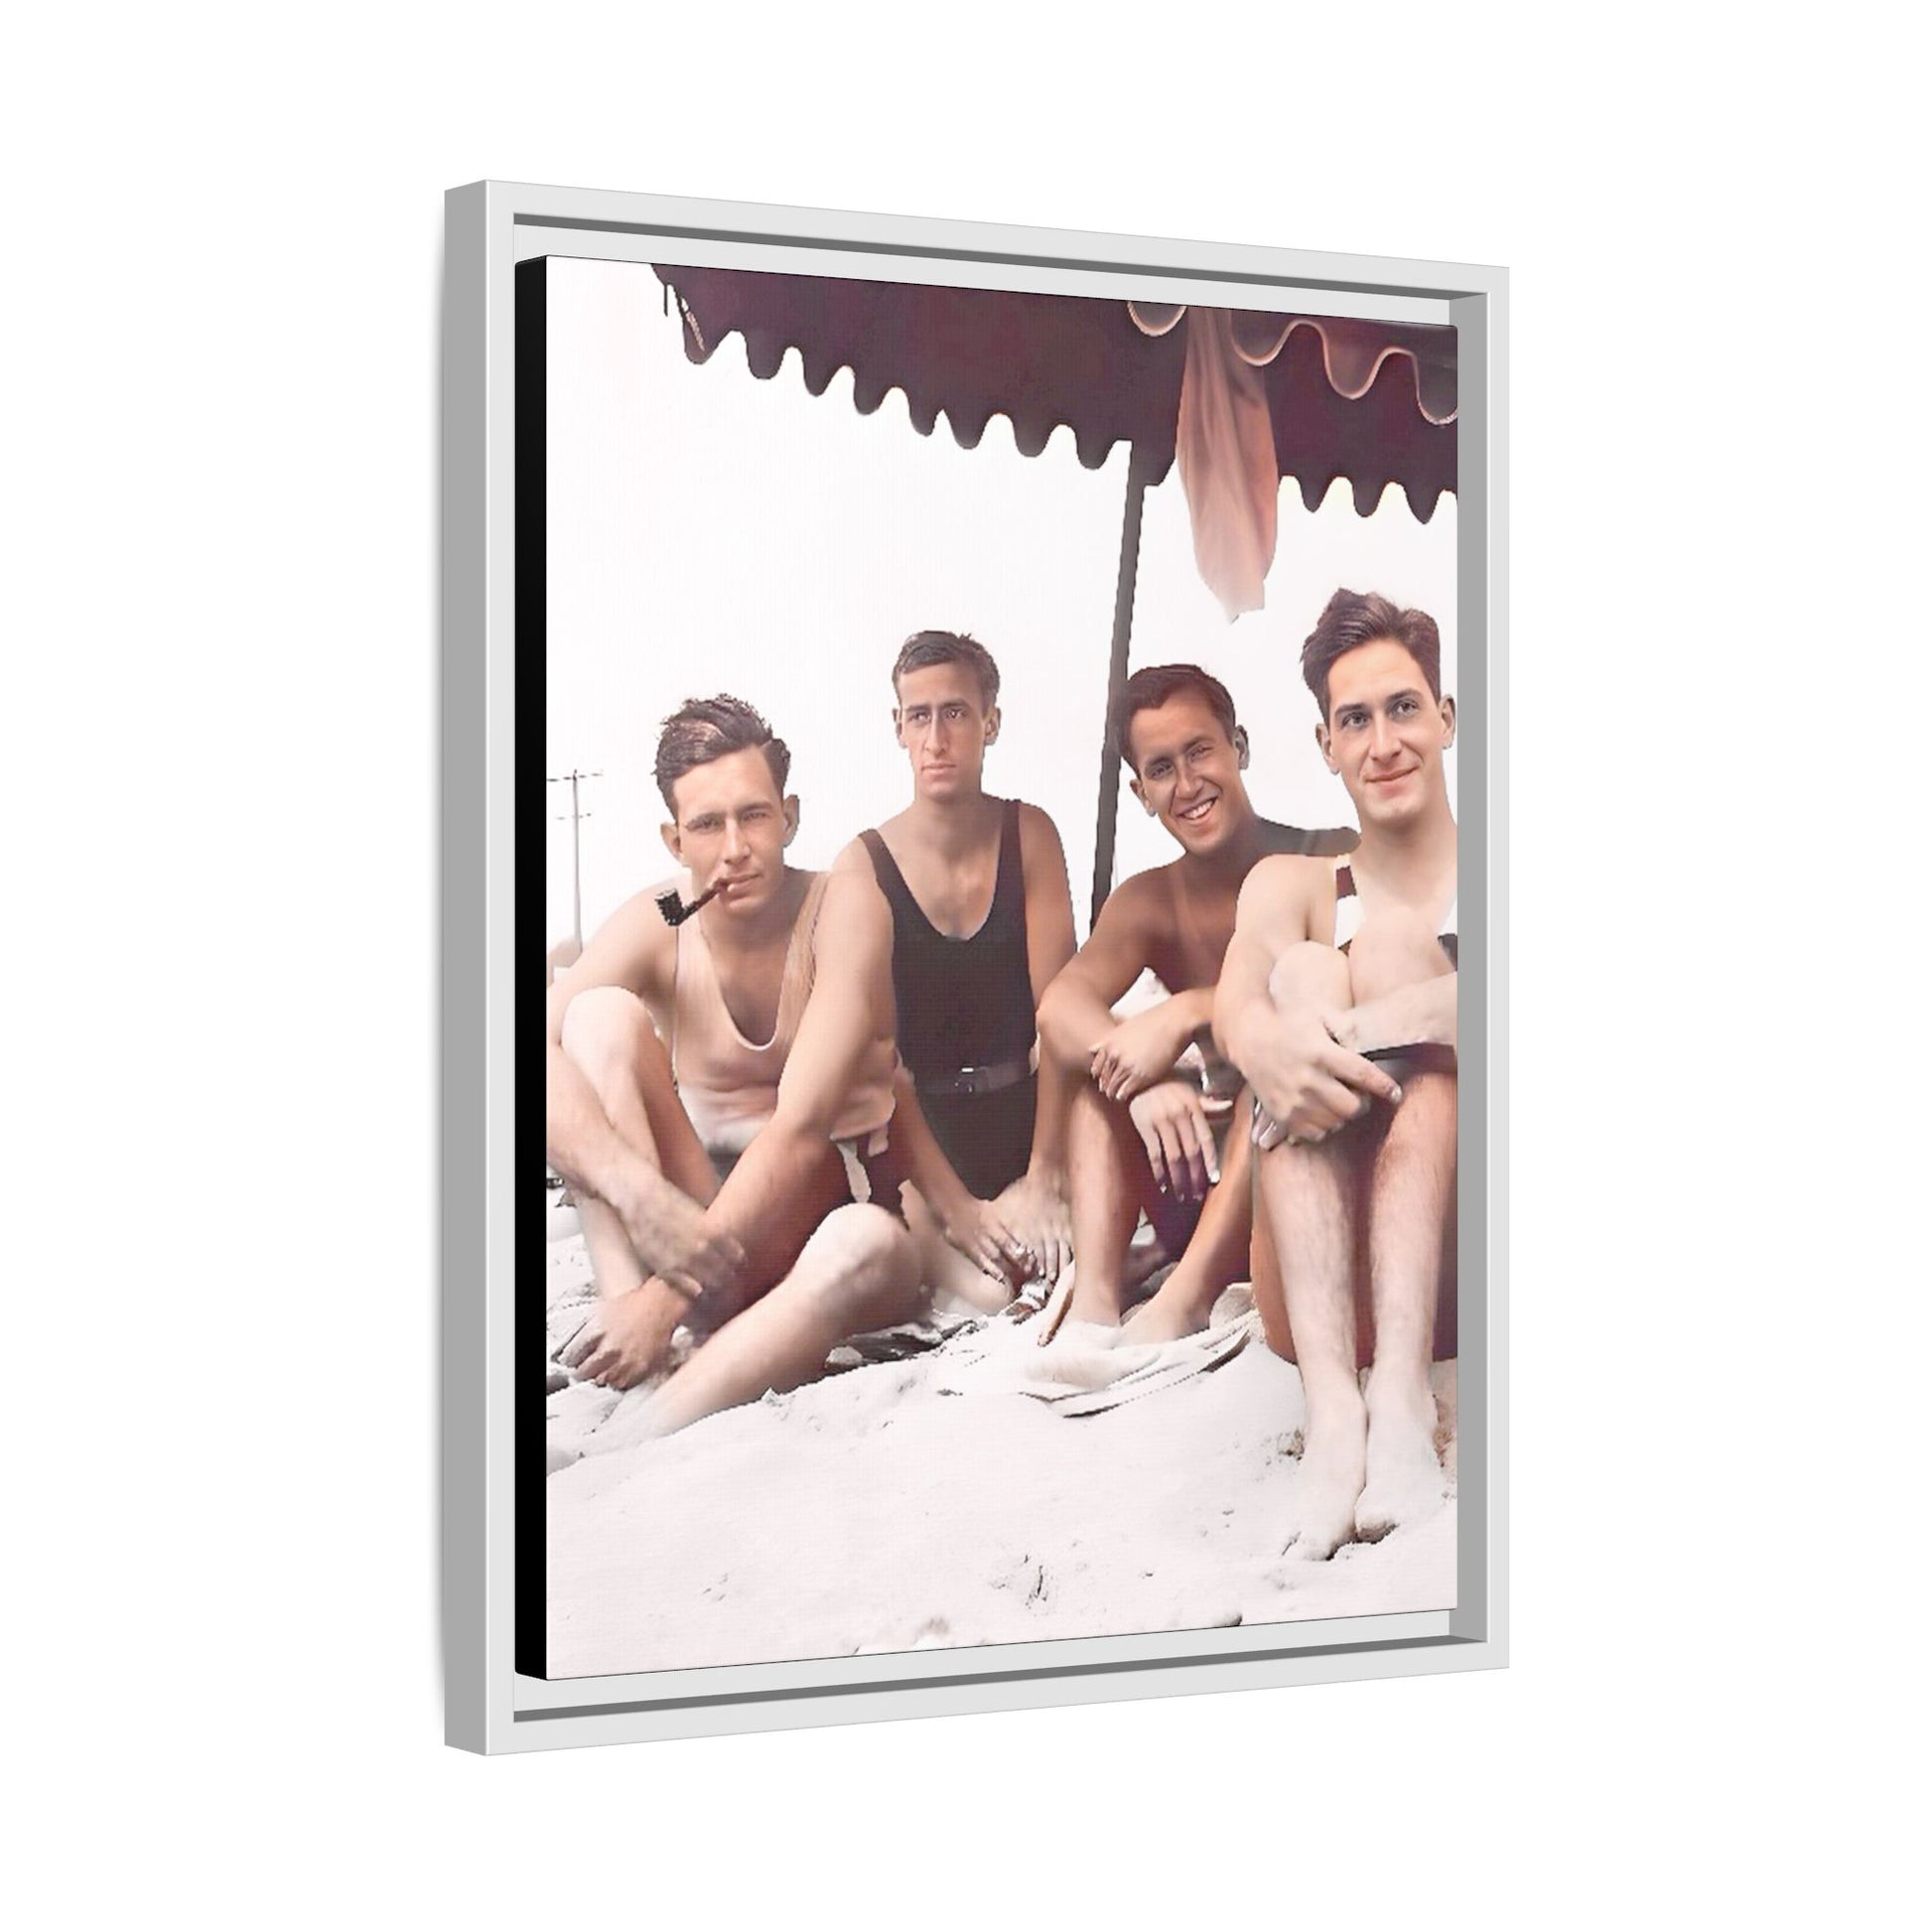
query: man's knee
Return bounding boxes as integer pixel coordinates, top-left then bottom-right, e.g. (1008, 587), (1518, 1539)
(1346, 913), (1452, 1004)
(1269, 941), (1352, 1011)
(795, 1204), (914, 1325)
(560, 986), (662, 1084)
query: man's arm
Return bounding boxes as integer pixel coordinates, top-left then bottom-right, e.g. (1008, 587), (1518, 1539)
(1035, 876), (1160, 1070)
(1016, 803), (1077, 1009)
(1039, 872), (1218, 1103)
(1214, 857), (1401, 1138)
(545, 889), (745, 1386)
(1013, 803), (1078, 1190)
(544, 892), (665, 1202)
(774, 870), (896, 1137)
(1336, 974), (1457, 1055)
(829, 835), (874, 882)
(1211, 857), (1312, 1078)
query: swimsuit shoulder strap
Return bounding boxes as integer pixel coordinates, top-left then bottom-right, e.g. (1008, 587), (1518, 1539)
(858, 828), (920, 926)
(779, 871), (833, 1026)
(993, 797), (1026, 927)
(1331, 851), (1365, 951)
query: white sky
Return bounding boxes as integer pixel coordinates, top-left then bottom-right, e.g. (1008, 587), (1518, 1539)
(545, 255), (1457, 948)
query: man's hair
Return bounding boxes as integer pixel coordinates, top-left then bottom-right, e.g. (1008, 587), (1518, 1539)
(654, 694), (791, 813)
(1301, 590), (1443, 718)
(892, 629), (1001, 710)
(1113, 663), (1239, 772)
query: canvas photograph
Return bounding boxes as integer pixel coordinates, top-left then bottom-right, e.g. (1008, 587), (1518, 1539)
(521, 246), (1464, 1681)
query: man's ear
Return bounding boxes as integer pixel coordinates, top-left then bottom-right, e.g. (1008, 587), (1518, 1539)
(984, 704), (1001, 748)
(891, 707), (906, 746)
(1315, 722), (1338, 775)
(782, 794), (801, 845)
(1440, 694), (1456, 749)
(1234, 725), (1251, 769)
(660, 819), (683, 865)
(1128, 773), (1155, 816)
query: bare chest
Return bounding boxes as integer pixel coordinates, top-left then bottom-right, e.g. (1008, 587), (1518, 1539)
(1149, 876), (1243, 991)
(880, 832), (1000, 940)
(707, 933), (793, 1046)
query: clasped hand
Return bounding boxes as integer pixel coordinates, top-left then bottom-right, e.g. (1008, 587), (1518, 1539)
(1089, 1003), (1191, 1103)
(559, 1280), (686, 1391)
(942, 1194), (1035, 1290)
(990, 1170), (1072, 1286)
(1246, 1006), (1401, 1150)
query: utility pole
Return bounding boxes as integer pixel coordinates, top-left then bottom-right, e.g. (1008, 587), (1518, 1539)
(547, 768), (602, 951)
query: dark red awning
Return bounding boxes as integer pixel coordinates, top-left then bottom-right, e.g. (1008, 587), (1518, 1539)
(652, 264), (1455, 521)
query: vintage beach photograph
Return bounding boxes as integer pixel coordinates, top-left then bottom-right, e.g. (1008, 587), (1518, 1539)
(530, 251), (1462, 1678)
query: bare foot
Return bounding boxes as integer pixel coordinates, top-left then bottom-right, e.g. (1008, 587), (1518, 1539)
(1065, 1278), (1124, 1327)
(1028, 1320), (1132, 1391)
(1355, 1373), (1446, 1541)
(1121, 1285), (1214, 1343)
(1284, 1394), (1367, 1560)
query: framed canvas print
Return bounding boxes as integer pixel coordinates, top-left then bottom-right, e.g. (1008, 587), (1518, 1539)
(442, 180), (1507, 1752)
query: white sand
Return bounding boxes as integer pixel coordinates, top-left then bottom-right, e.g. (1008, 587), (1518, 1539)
(543, 1230), (1455, 1679)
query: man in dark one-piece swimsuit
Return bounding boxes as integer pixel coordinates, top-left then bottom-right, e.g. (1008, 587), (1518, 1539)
(834, 629), (1079, 1292)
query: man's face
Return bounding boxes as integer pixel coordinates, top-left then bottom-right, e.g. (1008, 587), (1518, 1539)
(660, 747), (797, 913)
(1316, 638), (1455, 827)
(1126, 695), (1252, 855)
(894, 662), (998, 801)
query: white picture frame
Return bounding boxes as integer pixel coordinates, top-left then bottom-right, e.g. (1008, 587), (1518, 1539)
(442, 179), (1508, 1753)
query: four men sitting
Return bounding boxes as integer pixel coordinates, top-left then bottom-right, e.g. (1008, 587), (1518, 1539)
(546, 594), (1461, 1554)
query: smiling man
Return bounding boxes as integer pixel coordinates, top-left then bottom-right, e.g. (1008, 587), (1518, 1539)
(1035, 664), (1354, 1332)
(835, 630), (1079, 1297)
(544, 695), (921, 1439)
(1214, 591), (1459, 1559)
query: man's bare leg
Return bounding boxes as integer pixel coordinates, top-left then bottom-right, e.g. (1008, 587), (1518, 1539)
(902, 1187), (1014, 1315)
(604, 1204), (921, 1442)
(1122, 1116), (1253, 1340)
(1256, 943), (1368, 1559)
(559, 987), (722, 1297)
(1345, 915), (1456, 1540)
(1064, 1079), (1153, 1323)
(1353, 1066), (1454, 1537)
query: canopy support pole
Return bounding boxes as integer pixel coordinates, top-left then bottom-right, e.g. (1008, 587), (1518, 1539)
(1088, 449), (1149, 934)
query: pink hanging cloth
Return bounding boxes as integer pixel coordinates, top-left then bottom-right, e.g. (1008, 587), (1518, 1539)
(1131, 304), (1293, 621)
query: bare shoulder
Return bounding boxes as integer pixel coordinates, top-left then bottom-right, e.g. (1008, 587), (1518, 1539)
(1237, 853), (1331, 926)
(814, 865), (892, 951)
(1015, 798), (1068, 861)
(549, 881), (677, 1026)
(1102, 862), (1171, 930)
(831, 833), (877, 878)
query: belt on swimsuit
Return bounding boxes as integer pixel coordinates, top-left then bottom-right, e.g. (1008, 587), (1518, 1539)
(914, 1054), (1034, 1098)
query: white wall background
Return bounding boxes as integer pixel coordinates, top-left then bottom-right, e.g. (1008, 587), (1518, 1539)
(9, 5), (1922, 1927)
(545, 255), (1456, 939)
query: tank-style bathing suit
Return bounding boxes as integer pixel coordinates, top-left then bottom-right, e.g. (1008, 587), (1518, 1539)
(1332, 854), (1457, 1076)
(668, 870), (905, 1216)
(859, 799), (1036, 1199)
(1331, 858), (1457, 967)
